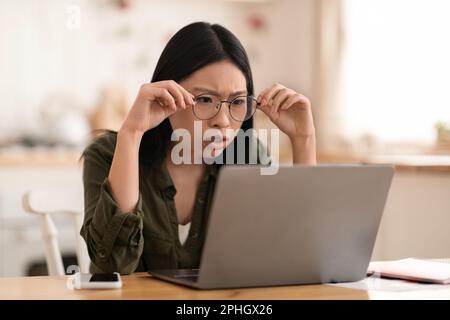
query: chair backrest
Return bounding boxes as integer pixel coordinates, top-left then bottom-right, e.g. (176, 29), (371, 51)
(22, 187), (90, 276)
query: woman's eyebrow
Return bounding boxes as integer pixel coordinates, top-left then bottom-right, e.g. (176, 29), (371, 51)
(192, 87), (247, 96)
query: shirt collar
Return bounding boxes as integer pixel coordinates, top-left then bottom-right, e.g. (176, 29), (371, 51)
(152, 160), (218, 192)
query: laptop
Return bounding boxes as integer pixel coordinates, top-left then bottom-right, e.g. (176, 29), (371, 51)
(149, 164), (394, 289)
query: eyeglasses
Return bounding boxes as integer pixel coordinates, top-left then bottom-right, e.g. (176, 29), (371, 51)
(192, 94), (259, 122)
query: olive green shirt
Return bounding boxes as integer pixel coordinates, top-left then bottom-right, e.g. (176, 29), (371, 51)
(80, 132), (270, 275)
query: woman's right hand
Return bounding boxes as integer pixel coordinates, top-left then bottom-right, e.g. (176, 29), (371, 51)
(121, 80), (195, 135)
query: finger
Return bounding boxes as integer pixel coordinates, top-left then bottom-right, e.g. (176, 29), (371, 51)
(163, 81), (186, 110)
(139, 84), (175, 111)
(168, 80), (194, 108)
(281, 93), (310, 110)
(280, 94), (300, 110)
(257, 84), (280, 105)
(260, 83), (285, 113)
(257, 102), (273, 119)
(154, 88), (177, 111)
(173, 82), (195, 107)
(257, 86), (270, 104)
(272, 88), (292, 113)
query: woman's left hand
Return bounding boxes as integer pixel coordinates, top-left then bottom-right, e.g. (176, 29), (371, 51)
(256, 83), (315, 140)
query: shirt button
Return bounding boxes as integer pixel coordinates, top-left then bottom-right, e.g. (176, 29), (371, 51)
(99, 250), (106, 259)
(165, 186), (176, 198)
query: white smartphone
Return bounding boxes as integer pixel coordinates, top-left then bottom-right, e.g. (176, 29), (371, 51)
(72, 272), (122, 289)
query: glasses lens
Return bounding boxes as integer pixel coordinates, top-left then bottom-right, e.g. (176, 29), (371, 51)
(230, 96), (257, 122)
(192, 94), (257, 122)
(193, 94), (220, 120)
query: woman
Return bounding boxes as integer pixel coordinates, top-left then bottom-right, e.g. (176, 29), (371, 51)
(81, 22), (316, 274)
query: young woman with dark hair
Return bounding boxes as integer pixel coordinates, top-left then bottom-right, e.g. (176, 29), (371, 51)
(80, 22), (316, 274)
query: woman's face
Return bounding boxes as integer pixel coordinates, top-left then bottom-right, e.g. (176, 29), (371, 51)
(169, 60), (247, 159)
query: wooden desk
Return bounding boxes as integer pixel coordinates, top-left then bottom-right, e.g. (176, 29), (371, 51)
(0, 273), (368, 300)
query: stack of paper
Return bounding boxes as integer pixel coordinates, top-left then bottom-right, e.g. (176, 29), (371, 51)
(367, 258), (450, 284)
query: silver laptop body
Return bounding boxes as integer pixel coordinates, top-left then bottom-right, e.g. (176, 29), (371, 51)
(149, 164), (394, 289)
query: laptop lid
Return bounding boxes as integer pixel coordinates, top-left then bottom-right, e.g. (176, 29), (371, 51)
(195, 164), (394, 289)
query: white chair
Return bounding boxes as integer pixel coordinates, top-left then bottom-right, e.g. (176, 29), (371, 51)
(22, 187), (90, 276)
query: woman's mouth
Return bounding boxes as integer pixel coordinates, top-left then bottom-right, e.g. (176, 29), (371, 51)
(203, 135), (230, 149)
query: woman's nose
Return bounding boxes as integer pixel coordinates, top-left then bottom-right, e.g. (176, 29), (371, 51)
(209, 103), (231, 129)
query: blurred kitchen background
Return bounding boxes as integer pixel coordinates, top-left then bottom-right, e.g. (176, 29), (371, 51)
(0, 0), (449, 277)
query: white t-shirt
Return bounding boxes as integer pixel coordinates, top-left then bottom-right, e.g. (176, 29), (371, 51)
(178, 222), (191, 245)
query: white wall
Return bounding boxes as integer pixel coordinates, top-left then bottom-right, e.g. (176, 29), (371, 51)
(0, 0), (237, 136)
(372, 171), (450, 261)
(0, 0), (315, 140)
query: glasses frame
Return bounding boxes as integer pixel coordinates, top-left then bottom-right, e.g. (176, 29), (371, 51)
(192, 93), (261, 122)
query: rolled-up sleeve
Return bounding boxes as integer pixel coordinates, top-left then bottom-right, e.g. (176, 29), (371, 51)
(80, 140), (144, 275)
